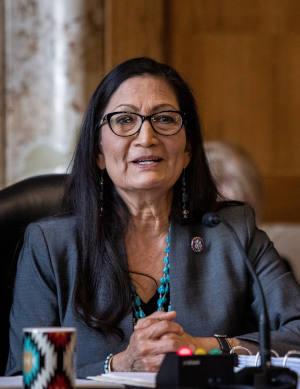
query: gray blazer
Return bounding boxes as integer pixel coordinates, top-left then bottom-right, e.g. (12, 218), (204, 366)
(6, 204), (300, 377)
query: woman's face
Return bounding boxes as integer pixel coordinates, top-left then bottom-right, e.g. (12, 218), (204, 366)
(97, 75), (190, 198)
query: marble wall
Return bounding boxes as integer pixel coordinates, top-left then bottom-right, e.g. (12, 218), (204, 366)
(0, 1), (4, 187)
(1, 0), (104, 186)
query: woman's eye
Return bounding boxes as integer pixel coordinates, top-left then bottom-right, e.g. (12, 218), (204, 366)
(154, 114), (175, 124)
(115, 115), (134, 125)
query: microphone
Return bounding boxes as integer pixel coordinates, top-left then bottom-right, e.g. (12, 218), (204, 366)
(202, 211), (297, 388)
(202, 212), (270, 367)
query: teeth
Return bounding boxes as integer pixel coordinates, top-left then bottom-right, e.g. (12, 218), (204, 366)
(138, 160), (157, 165)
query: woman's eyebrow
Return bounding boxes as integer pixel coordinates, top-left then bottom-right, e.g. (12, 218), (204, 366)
(152, 103), (178, 111)
(111, 103), (178, 112)
(112, 104), (137, 111)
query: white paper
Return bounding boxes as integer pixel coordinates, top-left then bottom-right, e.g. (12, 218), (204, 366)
(236, 355), (300, 376)
(87, 372), (156, 388)
(0, 376), (21, 389)
(76, 378), (124, 388)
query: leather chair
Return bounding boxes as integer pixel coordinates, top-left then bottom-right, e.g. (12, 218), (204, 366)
(0, 174), (68, 374)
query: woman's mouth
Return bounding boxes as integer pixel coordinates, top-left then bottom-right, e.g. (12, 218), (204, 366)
(132, 157), (163, 165)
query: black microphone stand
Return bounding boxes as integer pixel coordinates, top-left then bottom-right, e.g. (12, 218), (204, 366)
(203, 213), (297, 389)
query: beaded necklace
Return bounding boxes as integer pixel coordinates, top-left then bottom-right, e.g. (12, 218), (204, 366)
(132, 229), (171, 321)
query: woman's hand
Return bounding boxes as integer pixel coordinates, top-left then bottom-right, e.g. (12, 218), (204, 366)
(112, 311), (184, 371)
(111, 311), (219, 372)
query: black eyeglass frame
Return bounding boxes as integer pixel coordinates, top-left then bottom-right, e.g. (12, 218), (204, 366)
(98, 110), (186, 137)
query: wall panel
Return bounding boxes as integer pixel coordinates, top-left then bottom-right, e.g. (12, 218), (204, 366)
(104, 0), (166, 72)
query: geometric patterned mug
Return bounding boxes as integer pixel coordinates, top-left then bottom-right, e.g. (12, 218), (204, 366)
(23, 327), (76, 389)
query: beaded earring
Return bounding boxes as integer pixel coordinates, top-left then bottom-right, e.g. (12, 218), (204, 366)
(99, 170), (104, 217)
(181, 168), (190, 220)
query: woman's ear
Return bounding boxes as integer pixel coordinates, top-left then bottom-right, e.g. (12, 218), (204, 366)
(96, 152), (106, 170)
(96, 137), (106, 169)
(184, 142), (192, 168)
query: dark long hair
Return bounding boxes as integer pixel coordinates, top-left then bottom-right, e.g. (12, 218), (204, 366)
(65, 57), (218, 337)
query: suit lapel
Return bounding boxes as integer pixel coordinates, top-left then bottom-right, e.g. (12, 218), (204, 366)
(169, 220), (213, 335)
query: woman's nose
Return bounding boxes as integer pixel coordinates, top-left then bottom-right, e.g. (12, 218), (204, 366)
(135, 119), (158, 146)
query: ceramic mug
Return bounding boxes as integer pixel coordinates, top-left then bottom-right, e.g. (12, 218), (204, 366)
(23, 327), (76, 389)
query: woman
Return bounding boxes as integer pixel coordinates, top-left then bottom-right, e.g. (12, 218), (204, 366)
(6, 57), (300, 377)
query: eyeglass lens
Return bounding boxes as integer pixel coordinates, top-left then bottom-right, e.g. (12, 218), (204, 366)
(108, 111), (183, 136)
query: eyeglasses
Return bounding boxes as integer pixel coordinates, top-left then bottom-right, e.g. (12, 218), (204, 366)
(99, 110), (185, 137)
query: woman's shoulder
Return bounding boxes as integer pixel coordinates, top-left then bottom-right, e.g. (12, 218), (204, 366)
(20, 214), (80, 270)
(185, 201), (256, 230)
(25, 213), (79, 242)
(215, 200), (255, 220)
(219, 200), (257, 228)
(195, 201), (256, 235)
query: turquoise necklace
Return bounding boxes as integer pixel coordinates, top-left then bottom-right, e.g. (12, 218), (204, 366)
(132, 229), (171, 320)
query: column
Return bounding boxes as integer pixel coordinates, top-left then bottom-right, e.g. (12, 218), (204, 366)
(4, 0), (104, 185)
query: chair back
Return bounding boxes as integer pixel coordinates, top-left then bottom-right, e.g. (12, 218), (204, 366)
(0, 174), (68, 374)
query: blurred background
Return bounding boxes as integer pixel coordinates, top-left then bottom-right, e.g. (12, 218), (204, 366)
(1, 0), (300, 224)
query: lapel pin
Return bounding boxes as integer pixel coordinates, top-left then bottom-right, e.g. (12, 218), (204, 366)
(191, 236), (205, 253)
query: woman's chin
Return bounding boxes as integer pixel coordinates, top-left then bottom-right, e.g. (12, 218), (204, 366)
(124, 179), (170, 193)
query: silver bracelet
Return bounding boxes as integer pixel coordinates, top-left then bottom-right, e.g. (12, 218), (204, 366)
(104, 353), (114, 373)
